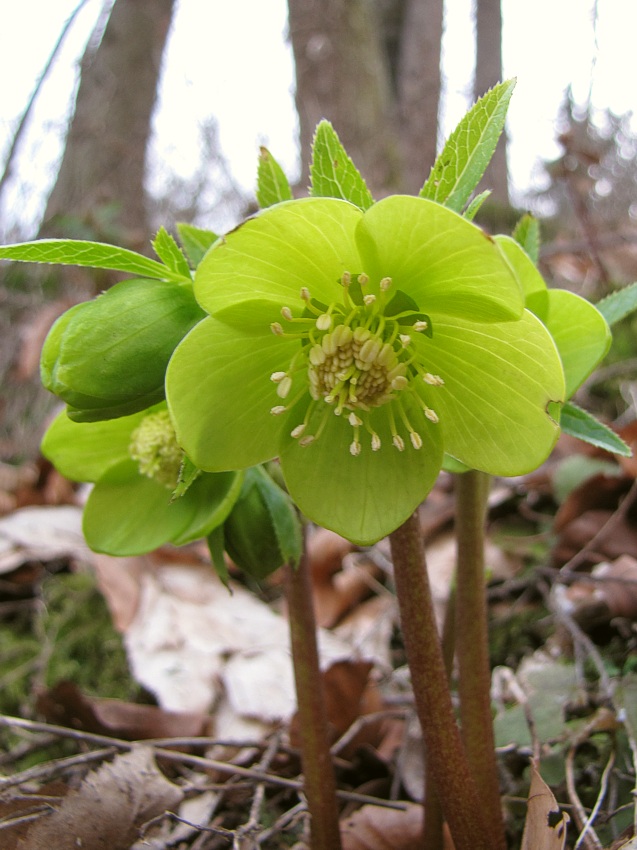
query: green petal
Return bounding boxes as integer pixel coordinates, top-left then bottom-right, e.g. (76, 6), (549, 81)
(194, 198), (363, 315)
(279, 396), (443, 545)
(422, 310), (565, 475)
(83, 458), (240, 555)
(355, 196), (524, 321)
(543, 289), (610, 398)
(41, 406), (156, 482)
(494, 235), (549, 318)
(166, 314), (296, 471)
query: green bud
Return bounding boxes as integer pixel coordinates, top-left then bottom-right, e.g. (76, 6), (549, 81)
(222, 466), (302, 580)
(41, 278), (205, 422)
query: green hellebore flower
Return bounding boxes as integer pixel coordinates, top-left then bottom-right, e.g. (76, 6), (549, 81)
(41, 277), (205, 422)
(166, 196), (566, 544)
(41, 403), (242, 555)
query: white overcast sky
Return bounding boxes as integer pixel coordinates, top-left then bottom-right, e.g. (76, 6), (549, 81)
(0, 0), (635, 237)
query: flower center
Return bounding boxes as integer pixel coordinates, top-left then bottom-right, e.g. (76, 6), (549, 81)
(270, 273), (444, 455)
(129, 409), (183, 488)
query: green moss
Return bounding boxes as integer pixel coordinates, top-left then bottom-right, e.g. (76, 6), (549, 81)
(0, 570), (141, 769)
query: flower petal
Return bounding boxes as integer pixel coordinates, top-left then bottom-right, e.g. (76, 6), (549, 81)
(356, 196), (524, 321)
(83, 458), (239, 555)
(420, 310), (565, 475)
(543, 289), (610, 398)
(279, 396), (443, 545)
(195, 198), (363, 315)
(41, 407), (155, 482)
(166, 313), (297, 471)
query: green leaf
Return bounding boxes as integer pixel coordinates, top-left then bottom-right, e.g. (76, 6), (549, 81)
(176, 223), (218, 267)
(560, 401), (631, 456)
(512, 213), (540, 264)
(310, 120), (374, 211)
(0, 239), (188, 282)
(152, 227), (192, 278)
(256, 146), (293, 208)
(463, 190), (491, 221)
(419, 79), (516, 213)
(596, 282), (637, 326)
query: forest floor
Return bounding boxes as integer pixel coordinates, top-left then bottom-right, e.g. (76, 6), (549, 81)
(1, 423), (637, 850)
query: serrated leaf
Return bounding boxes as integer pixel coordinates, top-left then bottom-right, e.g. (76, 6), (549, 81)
(463, 190), (491, 221)
(310, 120), (374, 210)
(419, 79), (516, 212)
(256, 146), (293, 208)
(176, 223), (218, 267)
(560, 401), (631, 456)
(596, 282), (637, 326)
(0, 239), (188, 282)
(257, 469), (302, 568)
(152, 227), (192, 278)
(512, 213), (540, 264)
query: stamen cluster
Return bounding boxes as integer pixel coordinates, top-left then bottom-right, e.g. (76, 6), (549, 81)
(129, 409), (183, 488)
(270, 272), (444, 456)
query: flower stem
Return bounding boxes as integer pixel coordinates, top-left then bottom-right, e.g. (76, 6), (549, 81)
(283, 542), (342, 850)
(389, 511), (492, 850)
(454, 469), (506, 850)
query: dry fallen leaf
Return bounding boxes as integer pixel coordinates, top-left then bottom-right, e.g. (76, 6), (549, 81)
(521, 759), (569, 850)
(18, 747), (183, 850)
(562, 555), (637, 626)
(0, 505), (89, 573)
(36, 680), (210, 740)
(340, 802), (440, 850)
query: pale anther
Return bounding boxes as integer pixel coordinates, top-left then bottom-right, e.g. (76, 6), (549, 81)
(291, 424), (306, 438)
(350, 440), (362, 457)
(271, 322), (284, 336)
(364, 294), (376, 306)
(391, 375), (409, 391)
(270, 371), (287, 383)
(413, 320), (429, 332)
(300, 287), (311, 301)
(277, 376), (293, 398)
(380, 276), (393, 291)
(377, 343), (396, 367)
(393, 434), (405, 451)
(316, 313), (332, 331)
(358, 273), (369, 285)
(281, 306), (293, 321)
(399, 334), (411, 348)
(348, 412), (363, 427)
(270, 405), (287, 415)
(332, 324), (353, 346)
(410, 431), (423, 450)
(299, 435), (316, 447)
(341, 271), (351, 287)
(424, 373), (445, 386)
(424, 407), (439, 423)
(371, 433), (381, 451)
(309, 344), (326, 365)
(359, 338), (382, 363)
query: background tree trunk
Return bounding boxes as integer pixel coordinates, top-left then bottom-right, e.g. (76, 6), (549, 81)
(474, 0), (509, 206)
(287, 0), (443, 196)
(40, 0), (175, 253)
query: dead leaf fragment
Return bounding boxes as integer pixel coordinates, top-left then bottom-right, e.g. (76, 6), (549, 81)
(340, 802), (425, 850)
(18, 747), (183, 850)
(521, 759), (569, 850)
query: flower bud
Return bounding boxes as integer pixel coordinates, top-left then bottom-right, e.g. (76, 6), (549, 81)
(41, 278), (205, 422)
(222, 466), (301, 580)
